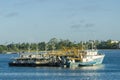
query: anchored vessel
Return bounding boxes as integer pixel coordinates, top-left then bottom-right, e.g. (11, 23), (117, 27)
(66, 50), (105, 67)
(9, 44), (105, 67)
(8, 52), (64, 67)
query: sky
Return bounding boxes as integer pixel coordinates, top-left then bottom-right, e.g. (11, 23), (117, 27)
(0, 0), (120, 44)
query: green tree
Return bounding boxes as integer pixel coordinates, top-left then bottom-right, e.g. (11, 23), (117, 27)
(38, 42), (46, 51)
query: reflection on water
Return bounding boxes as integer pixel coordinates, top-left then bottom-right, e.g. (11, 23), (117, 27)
(80, 65), (104, 70)
(69, 64), (104, 70)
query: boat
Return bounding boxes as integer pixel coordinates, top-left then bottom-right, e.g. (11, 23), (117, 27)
(8, 42), (105, 67)
(66, 50), (105, 67)
(8, 52), (64, 67)
(9, 52), (46, 67)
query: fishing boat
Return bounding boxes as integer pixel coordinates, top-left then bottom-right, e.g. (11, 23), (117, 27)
(66, 50), (105, 67)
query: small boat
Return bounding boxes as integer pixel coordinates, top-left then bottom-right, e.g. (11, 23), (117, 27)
(66, 50), (105, 67)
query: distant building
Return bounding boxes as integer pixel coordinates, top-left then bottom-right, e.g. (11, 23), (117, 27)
(110, 40), (119, 44)
(119, 43), (120, 49)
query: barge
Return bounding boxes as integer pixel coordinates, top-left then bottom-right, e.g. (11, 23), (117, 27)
(9, 52), (65, 67)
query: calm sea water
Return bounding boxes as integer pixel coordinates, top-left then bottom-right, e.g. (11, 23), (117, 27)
(0, 50), (120, 80)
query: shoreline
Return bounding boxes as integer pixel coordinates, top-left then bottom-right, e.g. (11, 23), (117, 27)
(0, 49), (120, 54)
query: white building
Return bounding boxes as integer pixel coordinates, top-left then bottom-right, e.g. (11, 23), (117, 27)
(119, 43), (120, 49)
(110, 40), (119, 44)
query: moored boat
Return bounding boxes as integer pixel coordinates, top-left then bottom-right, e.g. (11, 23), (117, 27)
(8, 52), (64, 67)
(66, 50), (105, 67)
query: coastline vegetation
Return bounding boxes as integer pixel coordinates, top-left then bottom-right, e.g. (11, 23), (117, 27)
(0, 38), (119, 53)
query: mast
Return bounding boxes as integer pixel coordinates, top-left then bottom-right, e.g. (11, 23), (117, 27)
(28, 44), (31, 53)
(91, 41), (93, 50)
(81, 41), (83, 50)
(45, 43), (48, 51)
(36, 43), (39, 54)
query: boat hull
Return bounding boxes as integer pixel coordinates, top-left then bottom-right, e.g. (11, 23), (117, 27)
(9, 62), (62, 67)
(67, 55), (105, 67)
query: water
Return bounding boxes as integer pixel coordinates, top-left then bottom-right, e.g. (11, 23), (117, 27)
(0, 50), (120, 80)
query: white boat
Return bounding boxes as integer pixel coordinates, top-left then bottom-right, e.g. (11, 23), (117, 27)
(66, 50), (105, 67)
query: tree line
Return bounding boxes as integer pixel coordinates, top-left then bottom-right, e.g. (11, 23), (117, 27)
(0, 38), (119, 53)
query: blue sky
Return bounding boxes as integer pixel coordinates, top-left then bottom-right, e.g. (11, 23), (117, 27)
(0, 0), (120, 44)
